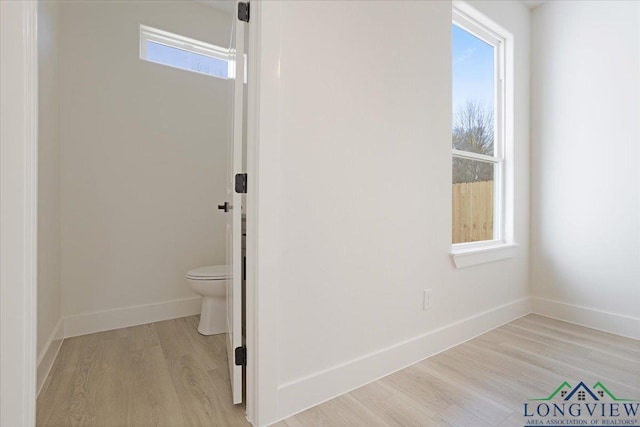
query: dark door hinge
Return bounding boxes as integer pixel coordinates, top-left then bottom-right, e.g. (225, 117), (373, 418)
(242, 255), (247, 282)
(235, 346), (247, 366)
(235, 173), (247, 194)
(238, 2), (250, 23)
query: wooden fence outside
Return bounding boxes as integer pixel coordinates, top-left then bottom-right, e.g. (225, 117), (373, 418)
(452, 180), (494, 244)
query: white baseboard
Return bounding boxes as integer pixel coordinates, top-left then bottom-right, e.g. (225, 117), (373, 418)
(37, 318), (64, 396)
(276, 297), (532, 421)
(531, 297), (640, 340)
(63, 296), (201, 338)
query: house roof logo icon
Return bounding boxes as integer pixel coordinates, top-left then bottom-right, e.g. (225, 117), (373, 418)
(530, 381), (636, 402)
(563, 382), (599, 401)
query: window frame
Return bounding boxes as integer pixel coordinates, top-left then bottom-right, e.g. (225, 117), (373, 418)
(139, 24), (230, 79)
(451, 3), (516, 267)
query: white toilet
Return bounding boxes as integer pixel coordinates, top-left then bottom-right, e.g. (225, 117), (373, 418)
(186, 265), (230, 335)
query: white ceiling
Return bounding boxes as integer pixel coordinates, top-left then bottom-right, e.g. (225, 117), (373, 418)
(521, 0), (549, 9)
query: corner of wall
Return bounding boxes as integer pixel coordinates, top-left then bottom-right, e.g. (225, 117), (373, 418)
(531, 298), (640, 340)
(36, 0), (63, 375)
(36, 319), (63, 396)
(528, 0), (640, 333)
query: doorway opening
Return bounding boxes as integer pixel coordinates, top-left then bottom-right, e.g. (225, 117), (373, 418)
(34, 0), (253, 423)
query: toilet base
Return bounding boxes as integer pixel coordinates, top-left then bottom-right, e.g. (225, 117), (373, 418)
(197, 296), (227, 336)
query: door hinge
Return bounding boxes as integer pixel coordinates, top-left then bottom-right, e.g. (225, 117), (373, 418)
(242, 255), (246, 281)
(235, 173), (247, 194)
(238, 2), (250, 23)
(235, 346), (247, 366)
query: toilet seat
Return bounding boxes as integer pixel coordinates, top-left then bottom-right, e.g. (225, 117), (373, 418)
(186, 265), (230, 281)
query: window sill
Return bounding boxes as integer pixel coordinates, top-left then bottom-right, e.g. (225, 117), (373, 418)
(450, 243), (518, 268)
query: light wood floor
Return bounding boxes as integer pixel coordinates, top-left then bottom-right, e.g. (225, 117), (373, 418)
(274, 315), (639, 427)
(38, 314), (640, 427)
(37, 316), (250, 427)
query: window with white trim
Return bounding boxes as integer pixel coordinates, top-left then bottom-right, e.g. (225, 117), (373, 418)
(451, 7), (509, 251)
(139, 25), (230, 79)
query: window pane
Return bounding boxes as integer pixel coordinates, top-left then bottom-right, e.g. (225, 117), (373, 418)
(452, 158), (494, 244)
(145, 41), (228, 78)
(452, 24), (495, 155)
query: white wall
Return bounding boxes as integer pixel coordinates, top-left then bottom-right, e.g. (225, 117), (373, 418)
(58, 1), (231, 334)
(37, 0), (64, 392)
(254, 1), (531, 423)
(530, 1), (640, 338)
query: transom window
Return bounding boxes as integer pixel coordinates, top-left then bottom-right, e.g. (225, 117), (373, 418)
(452, 9), (507, 247)
(139, 25), (230, 79)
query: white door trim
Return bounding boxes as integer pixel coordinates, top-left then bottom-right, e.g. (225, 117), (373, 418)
(0, 1), (39, 426)
(245, 1), (281, 425)
(245, 2), (259, 420)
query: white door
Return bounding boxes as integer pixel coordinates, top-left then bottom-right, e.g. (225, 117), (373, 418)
(226, 1), (246, 405)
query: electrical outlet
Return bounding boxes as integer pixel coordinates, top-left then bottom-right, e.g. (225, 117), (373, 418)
(423, 289), (433, 311)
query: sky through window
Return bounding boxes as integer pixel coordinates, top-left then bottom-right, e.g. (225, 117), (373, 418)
(452, 24), (494, 116)
(145, 41), (228, 78)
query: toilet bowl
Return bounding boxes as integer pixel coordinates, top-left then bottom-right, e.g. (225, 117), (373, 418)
(186, 265), (230, 335)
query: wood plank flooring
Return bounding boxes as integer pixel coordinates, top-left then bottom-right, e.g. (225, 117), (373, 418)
(37, 316), (250, 427)
(275, 315), (639, 427)
(38, 314), (640, 427)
